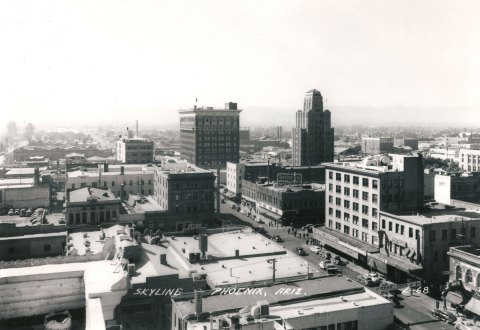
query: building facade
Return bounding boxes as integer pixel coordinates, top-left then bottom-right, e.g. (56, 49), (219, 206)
(116, 137), (154, 164)
(292, 89), (334, 166)
(65, 187), (121, 225)
(460, 149), (480, 172)
(314, 154), (424, 268)
(178, 102), (241, 169)
(153, 165), (216, 229)
(434, 173), (480, 205)
(361, 137), (394, 155)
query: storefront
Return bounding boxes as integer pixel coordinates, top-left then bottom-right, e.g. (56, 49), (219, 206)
(367, 252), (422, 283)
(312, 227), (378, 264)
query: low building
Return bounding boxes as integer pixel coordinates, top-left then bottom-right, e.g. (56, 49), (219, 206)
(0, 178), (50, 209)
(242, 180), (325, 225)
(171, 277), (393, 330)
(394, 138), (419, 150)
(429, 147), (459, 161)
(65, 187), (120, 225)
(361, 137), (394, 155)
(434, 172), (480, 205)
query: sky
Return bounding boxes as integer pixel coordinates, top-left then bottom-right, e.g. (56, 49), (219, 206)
(0, 0), (479, 128)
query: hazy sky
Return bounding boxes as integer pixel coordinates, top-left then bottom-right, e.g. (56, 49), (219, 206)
(1, 0), (479, 127)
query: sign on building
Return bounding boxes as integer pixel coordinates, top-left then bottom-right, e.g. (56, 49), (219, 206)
(277, 173), (302, 185)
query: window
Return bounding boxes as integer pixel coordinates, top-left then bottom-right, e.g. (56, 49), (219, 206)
(335, 222), (341, 230)
(344, 225), (350, 235)
(395, 223), (399, 233)
(328, 219), (333, 228)
(456, 266), (462, 280)
(344, 213), (350, 222)
(362, 205), (369, 215)
(344, 174), (350, 183)
(466, 269), (473, 284)
(353, 189), (359, 198)
(416, 229), (420, 239)
(430, 230), (436, 241)
(328, 184), (333, 191)
(362, 178), (369, 187)
(400, 225), (405, 235)
(336, 185), (341, 193)
(362, 192), (369, 201)
(336, 210), (341, 218)
(409, 227), (413, 238)
(112, 181), (115, 187)
(372, 222), (378, 231)
(91, 212), (96, 222)
(372, 208), (378, 217)
(336, 173), (342, 181)
(329, 171), (333, 179)
(352, 228), (359, 238)
(362, 218), (369, 228)
(362, 232), (368, 242)
(442, 229), (447, 241)
(372, 194), (378, 203)
(344, 187), (350, 195)
(329, 196), (333, 204)
(336, 197), (341, 206)
(353, 176), (359, 185)
(451, 228), (457, 241)
(372, 180), (378, 189)
(353, 202), (359, 211)
(328, 207), (333, 215)
(389, 221), (393, 231)
(353, 215), (359, 225)
(382, 219), (386, 229)
(344, 200), (350, 209)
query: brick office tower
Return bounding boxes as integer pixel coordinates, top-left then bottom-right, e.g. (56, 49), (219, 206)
(292, 89), (334, 166)
(178, 102), (241, 169)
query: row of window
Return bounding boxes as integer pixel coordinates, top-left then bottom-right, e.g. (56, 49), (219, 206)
(329, 204), (378, 217)
(328, 219), (378, 245)
(328, 185), (379, 204)
(328, 172), (378, 189)
(456, 265), (480, 287)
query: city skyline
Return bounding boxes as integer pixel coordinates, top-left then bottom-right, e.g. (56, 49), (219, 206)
(0, 0), (479, 127)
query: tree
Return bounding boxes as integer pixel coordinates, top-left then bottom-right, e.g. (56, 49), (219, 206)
(6, 121), (17, 138)
(23, 123), (36, 141)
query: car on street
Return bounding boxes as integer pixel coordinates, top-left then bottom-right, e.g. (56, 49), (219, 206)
(20, 209), (26, 217)
(255, 227), (266, 234)
(455, 319), (476, 330)
(273, 235), (284, 242)
(356, 275), (376, 287)
(26, 208), (33, 217)
(365, 272), (382, 284)
(309, 245), (322, 254)
(293, 247), (307, 256)
(431, 308), (457, 324)
(231, 204), (236, 209)
(14, 209), (20, 215)
(319, 261), (338, 273)
(8, 209), (14, 216)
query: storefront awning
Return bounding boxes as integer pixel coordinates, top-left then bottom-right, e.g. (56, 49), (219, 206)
(446, 292), (464, 306)
(259, 208), (282, 221)
(465, 297), (480, 315)
(313, 227), (379, 259)
(368, 252), (423, 273)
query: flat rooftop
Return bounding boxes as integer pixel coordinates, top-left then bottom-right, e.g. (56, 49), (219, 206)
(125, 196), (163, 213)
(383, 209), (480, 225)
(0, 178), (34, 187)
(69, 187), (117, 203)
(168, 230), (320, 287)
(174, 276), (366, 316)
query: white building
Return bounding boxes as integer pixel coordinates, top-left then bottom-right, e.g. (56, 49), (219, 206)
(459, 149), (480, 172)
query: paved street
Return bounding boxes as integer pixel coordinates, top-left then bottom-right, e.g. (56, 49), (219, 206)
(219, 201), (457, 330)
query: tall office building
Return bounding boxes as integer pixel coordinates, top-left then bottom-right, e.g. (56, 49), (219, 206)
(178, 102), (241, 169)
(292, 89), (334, 166)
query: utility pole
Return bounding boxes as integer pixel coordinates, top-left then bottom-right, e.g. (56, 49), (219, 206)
(267, 258), (276, 283)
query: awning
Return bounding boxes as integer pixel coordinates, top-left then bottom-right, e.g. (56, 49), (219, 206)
(368, 252), (423, 273)
(465, 297), (480, 315)
(446, 292), (464, 306)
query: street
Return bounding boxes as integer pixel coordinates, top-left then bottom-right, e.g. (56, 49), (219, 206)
(219, 201), (457, 330)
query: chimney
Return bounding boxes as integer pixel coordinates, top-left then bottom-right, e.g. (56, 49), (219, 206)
(194, 290), (203, 314)
(120, 166), (125, 175)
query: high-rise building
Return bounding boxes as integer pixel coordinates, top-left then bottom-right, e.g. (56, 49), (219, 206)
(116, 127), (154, 164)
(178, 102), (241, 169)
(292, 89), (334, 166)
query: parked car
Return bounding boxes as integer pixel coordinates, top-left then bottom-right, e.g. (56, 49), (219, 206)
(356, 275), (375, 287)
(255, 227), (266, 234)
(302, 224), (314, 231)
(273, 235), (284, 242)
(431, 308), (457, 324)
(14, 209), (20, 215)
(365, 272), (382, 284)
(455, 319), (475, 330)
(309, 245), (322, 254)
(8, 209), (14, 216)
(320, 251), (332, 259)
(19, 209), (26, 217)
(294, 247), (307, 256)
(319, 261), (338, 273)
(26, 208), (33, 217)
